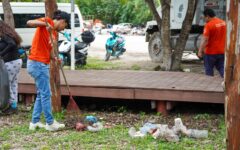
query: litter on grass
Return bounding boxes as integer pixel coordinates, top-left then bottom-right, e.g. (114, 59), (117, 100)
(128, 118), (208, 142)
(75, 116), (104, 132)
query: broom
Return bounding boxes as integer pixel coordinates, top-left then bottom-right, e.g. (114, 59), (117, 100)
(44, 17), (80, 114)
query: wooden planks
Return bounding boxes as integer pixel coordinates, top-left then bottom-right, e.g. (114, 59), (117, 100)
(18, 69), (224, 103)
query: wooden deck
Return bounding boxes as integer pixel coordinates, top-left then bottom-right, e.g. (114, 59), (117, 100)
(19, 69), (224, 102)
(18, 69), (224, 113)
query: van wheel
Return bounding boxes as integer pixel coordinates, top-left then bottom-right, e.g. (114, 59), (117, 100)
(105, 52), (111, 61)
(148, 32), (163, 63)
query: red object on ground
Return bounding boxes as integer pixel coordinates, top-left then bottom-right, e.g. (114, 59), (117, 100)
(76, 122), (86, 131)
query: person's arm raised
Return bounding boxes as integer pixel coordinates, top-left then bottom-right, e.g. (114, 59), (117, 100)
(26, 20), (47, 28)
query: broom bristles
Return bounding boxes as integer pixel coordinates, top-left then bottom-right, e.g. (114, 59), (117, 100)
(66, 96), (80, 114)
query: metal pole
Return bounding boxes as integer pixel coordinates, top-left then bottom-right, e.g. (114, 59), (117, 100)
(70, 0), (75, 70)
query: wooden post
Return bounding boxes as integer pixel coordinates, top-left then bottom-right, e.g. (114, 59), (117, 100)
(157, 101), (168, 115)
(25, 95), (34, 106)
(226, 0), (240, 149)
(45, 0), (61, 112)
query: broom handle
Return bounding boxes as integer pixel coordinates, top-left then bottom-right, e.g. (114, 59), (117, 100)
(44, 18), (72, 96)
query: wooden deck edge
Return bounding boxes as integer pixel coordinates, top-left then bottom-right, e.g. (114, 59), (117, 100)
(18, 84), (224, 103)
(134, 89), (224, 104)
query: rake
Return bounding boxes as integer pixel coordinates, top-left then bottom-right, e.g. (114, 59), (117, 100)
(44, 17), (80, 114)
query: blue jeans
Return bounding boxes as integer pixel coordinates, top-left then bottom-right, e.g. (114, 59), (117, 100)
(27, 60), (53, 124)
(204, 54), (224, 78)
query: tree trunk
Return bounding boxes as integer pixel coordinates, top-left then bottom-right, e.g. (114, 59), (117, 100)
(160, 0), (172, 71)
(226, 0), (240, 149)
(171, 0), (198, 71)
(145, 0), (198, 71)
(45, 0), (61, 113)
(45, 1), (58, 18)
(2, 0), (15, 29)
(146, 0), (172, 70)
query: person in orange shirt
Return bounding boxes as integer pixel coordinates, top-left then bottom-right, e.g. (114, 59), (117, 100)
(198, 8), (226, 78)
(26, 10), (69, 131)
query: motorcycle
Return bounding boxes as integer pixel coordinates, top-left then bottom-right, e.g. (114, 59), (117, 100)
(105, 32), (126, 61)
(18, 31), (95, 68)
(58, 30), (95, 66)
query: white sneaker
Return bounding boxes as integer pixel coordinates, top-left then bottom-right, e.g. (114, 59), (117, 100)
(29, 122), (45, 130)
(45, 120), (65, 131)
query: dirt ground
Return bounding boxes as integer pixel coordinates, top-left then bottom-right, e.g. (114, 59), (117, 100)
(114, 59), (205, 73)
(89, 34), (206, 72)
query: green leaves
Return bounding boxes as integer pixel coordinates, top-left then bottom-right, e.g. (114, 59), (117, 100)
(14, 0), (153, 24)
(77, 0), (153, 25)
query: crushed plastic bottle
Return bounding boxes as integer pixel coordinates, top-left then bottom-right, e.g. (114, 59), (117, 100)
(172, 118), (188, 134)
(187, 129), (208, 139)
(128, 127), (145, 138)
(164, 129), (180, 142)
(87, 122), (103, 132)
(139, 123), (159, 135)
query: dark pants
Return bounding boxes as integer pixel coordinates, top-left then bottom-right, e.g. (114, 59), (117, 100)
(204, 54), (224, 78)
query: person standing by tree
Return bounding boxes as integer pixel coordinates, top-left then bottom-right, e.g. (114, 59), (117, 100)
(27, 10), (69, 131)
(198, 8), (226, 78)
(0, 20), (22, 115)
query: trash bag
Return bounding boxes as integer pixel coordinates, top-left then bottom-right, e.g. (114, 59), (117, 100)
(0, 58), (10, 110)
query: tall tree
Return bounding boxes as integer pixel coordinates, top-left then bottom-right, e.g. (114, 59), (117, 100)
(45, 0), (61, 112)
(77, 0), (152, 24)
(225, 0), (240, 149)
(2, 0), (15, 28)
(145, 0), (198, 71)
(171, 0), (198, 70)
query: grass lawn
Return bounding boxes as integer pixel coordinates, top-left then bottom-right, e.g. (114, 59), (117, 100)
(0, 108), (226, 150)
(77, 57), (122, 70)
(75, 57), (153, 71)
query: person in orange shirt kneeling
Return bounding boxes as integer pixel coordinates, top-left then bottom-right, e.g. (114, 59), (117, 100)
(26, 10), (70, 131)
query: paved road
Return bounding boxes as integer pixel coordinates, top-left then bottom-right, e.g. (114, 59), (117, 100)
(88, 34), (198, 62)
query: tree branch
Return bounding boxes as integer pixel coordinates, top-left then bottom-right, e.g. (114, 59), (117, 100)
(172, 0), (198, 70)
(145, 0), (162, 30)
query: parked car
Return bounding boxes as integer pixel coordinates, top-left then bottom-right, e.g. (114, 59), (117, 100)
(130, 27), (145, 36)
(112, 23), (132, 34)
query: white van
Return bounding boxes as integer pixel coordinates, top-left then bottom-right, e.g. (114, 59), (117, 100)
(0, 2), (84, 45)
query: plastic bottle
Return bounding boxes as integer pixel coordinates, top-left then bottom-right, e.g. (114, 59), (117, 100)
(87, 122), (103, 132)
(187, 129), (208, 138)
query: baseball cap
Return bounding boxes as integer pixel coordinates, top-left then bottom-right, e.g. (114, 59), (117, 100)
(53, 10), (70, 28)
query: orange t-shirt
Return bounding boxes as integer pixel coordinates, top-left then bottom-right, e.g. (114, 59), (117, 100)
(203, 17), (226, 55)
(28, 17), (57, 64)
